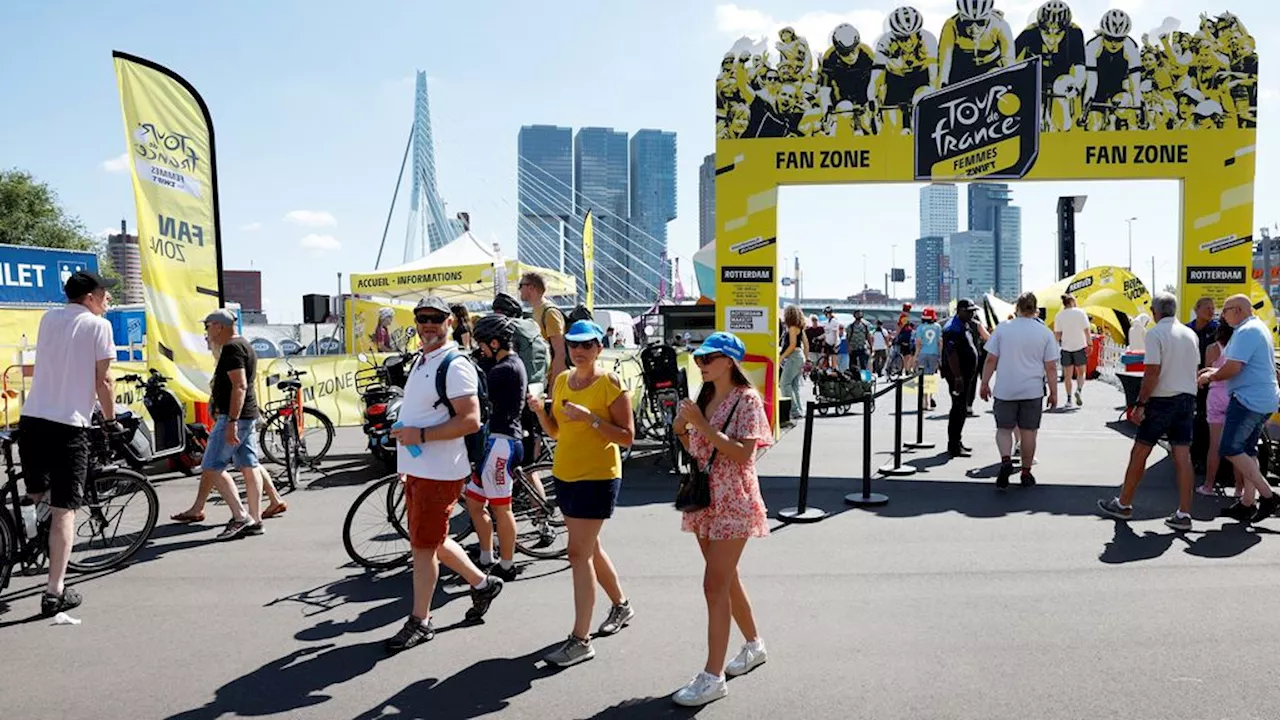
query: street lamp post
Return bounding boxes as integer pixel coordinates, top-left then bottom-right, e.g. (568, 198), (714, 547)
(1126, 217), (1138, 270)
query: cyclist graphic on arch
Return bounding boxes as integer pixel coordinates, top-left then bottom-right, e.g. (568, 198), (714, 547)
(819, 23), (878, 136)
(1083, 8), (1144, 131)
(938, 0), (1015, 88)
(1015, 0), (1086, 132)
(870, 6), (938, 136)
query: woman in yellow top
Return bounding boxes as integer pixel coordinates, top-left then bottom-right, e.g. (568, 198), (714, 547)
(527, 320), (635, 668)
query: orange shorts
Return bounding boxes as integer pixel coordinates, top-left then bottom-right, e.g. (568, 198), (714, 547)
(403, 475), (467, 549)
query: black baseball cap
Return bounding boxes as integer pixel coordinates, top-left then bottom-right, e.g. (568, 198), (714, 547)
(414, 296), (450, 315)
(64, 271), (117, 300)
(955, 298), (977, 312)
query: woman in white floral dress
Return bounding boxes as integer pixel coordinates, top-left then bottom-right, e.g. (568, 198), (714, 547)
(670, 332), (772, 708)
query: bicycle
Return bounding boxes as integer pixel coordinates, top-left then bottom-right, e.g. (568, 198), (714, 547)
(257, 366), (335, 470)
(0, 423), (159, 592)
(342, 462), (566, 571)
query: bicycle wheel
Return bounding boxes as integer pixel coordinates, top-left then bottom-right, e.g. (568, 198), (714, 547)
(0, 509), (15, 592)
(512, 463), (567, 559)
(259, 408), (335, 466)
(67, 470), (158, 573)
(343, 475), (410, 570)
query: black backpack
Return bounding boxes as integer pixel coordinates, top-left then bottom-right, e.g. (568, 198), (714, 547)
(567, 304), (594, 324)
(434, 350), (491, 468)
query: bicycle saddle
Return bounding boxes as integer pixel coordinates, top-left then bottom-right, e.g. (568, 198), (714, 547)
(277, 379), (303, 391)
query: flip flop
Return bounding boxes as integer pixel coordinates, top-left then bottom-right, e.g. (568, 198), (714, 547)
(262, 503), (288, 519)
(170, 511), (205, 523)
(1195, 486), (1220, 497)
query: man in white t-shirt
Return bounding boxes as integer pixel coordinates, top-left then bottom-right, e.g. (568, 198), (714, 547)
(384, 295), (504, 652)
(980, 292), (1059, 489)
(822, 306), (840, 370)
(1054, 293), (1092, 407)
(17, 271), (117, 617)
(1098, 293), (1201, 531)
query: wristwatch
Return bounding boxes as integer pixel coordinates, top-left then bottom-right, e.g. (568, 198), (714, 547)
(591, 416), (602, 429)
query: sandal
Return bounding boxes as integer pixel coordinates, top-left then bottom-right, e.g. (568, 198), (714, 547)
(262, 502), (288, 519)
(170, 510), (205, 523)
(1195, 485), (1219, 497)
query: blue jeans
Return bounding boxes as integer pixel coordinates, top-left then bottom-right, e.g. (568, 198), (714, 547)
(1221, 396), (1271, 458)
(203, 415), (260, 472)
(780, 352), (805, 419)
(837, 354), (850, 372)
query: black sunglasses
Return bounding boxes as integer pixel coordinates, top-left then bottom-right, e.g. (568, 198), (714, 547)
(566, 339), (599, 350)
(695, 353), (725, 366)
(415, 313), (449, 324)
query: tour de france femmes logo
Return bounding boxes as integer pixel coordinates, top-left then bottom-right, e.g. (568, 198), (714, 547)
(914, 60), (1041, 181)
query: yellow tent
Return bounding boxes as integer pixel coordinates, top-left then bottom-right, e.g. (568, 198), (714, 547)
(1038, 266), (1152, 343)
(350, 232), (575, 303)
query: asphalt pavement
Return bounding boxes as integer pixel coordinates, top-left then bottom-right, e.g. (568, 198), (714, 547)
(3, 378), (1280, 719)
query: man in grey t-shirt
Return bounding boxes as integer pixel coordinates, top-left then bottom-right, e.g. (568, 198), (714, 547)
(980, 292), (1059, 489)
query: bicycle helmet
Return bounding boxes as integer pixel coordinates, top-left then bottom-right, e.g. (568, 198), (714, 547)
(1099, 9), (1131, 39)
(378, 307), (395, 322)
(1037, 0), (1071, 27)
(831, 23), (861, 55)
(957, 0), (995, 22)
(492, 291), (523, 318)
(472, 314), (515, 347)
(888, 6), (923, 38)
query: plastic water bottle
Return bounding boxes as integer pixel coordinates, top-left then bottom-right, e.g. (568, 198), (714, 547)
(20, 498), (37, 539)
(392, 421), (422, 458)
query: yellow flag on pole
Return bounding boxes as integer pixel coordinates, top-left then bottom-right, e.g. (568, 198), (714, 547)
(582, 210), (595, 311)
(113, 52), (223, 405)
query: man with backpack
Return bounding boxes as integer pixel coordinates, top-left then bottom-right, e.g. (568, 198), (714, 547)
(493, 291), (549, 466)
(519, 272), (569, 381)
(386, 295), (504, 653)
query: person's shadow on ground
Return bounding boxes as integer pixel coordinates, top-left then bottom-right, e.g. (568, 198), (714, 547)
(1099, 519), (1179, 564)
(352, 643), (564, 720)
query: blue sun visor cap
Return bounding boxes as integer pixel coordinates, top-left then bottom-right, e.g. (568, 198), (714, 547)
(564, 320), (606, 343)
(692, 331), (746, 362)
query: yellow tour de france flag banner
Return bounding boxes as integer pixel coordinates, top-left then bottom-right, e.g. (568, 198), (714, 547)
(113, 52), (223, 404)
(582, 210), (595, 311)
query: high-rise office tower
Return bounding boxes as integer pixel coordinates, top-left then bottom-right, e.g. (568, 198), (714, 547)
(967, 183), (1022, 299)
(107, 220), (143, 304)
(920, 183), (959, 238)
(517, 125), (574, 281)
(949, 230), (997, 300)
(574, 127), (630, 303)
(915, 235), (946, 305)
(699, 153), (716, 248)
(629, 130), (677, 296)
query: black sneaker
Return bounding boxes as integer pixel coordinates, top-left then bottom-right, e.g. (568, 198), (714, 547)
(1223, 502), (1256, 523)
(948, 445), (972, 458)
(1253, 495), (1279, 522)
(464, 576), (505, 622)
(995, 463), (1013, 489)
(1020, 472), (1036, 487)
(386, 616), (434, 652)
(216, 517), (252, 541)
(490, 563), (522, 582)
(41, 587), (82, 618)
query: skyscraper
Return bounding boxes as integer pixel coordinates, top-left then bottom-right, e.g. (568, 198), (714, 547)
(107, 220), (143, 304)
(949, 231), (996, 300)
(575, 127), (630, 303)
(517, 125), (574, 279)
(915, 235), (946, 305)
(967, 183), (1022, 299)
(699, 153), (716, 248)
(405, 72), (457, 260)
(629, 130), (677, 295)
(919, 183), (959, 238)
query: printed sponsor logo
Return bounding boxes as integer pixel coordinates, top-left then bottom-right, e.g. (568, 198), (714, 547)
(1066, 277), (1094, 294)
(729, 237), (777, 255)
(726, 306), (769, 334)
(1200, 234), (1252, 254)
(914, 60), (1041, 181)
(721, 266), (774, 283)
(1185, 266), (1246, 284)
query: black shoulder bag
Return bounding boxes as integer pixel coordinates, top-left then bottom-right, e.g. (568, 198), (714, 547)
(675, 396), (743, 513)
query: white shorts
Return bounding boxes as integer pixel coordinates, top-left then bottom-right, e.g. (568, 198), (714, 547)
(465, 435), (522, 506)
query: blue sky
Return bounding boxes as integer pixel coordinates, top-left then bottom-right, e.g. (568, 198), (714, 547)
(1, 0), (1275, 321)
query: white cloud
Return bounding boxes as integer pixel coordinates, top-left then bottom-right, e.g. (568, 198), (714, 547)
(102, 153), (130, 173)
(239, 222), (262, 232)
(299, 234), (341, 254)
(284, 210), (337, 228)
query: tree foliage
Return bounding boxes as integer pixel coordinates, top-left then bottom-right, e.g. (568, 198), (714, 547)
(0, 169), (120, 282)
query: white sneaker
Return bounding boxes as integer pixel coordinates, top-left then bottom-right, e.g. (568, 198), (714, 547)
(725, 640), (768, 677)
(672, 671), (727, 707)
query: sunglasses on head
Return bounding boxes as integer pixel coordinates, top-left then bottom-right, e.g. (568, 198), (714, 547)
(566, 339), (599, 350)
(415, 313), (448, 324)
(695, 353), (725, 366)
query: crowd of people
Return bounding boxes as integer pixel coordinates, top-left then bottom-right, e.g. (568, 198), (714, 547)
(716, 1), (1257, 138)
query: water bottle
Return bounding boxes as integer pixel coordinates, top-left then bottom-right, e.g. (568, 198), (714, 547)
(20, 498), (37, 539)
(392, 421), (422, 458)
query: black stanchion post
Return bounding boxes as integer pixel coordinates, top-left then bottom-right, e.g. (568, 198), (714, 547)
(879, 378), (918, 477)
(904, 370), (936, 451)
(778, 401), (828, 523)
(846, 391), (889, 506)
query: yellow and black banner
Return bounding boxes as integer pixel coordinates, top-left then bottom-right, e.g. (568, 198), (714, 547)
(583, 210), (595, 311)
(113, 52), (223, 404)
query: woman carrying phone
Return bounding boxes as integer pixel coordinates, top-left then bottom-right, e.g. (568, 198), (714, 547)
(527, 320), (635, 668)
(670, 331), (772, 707)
